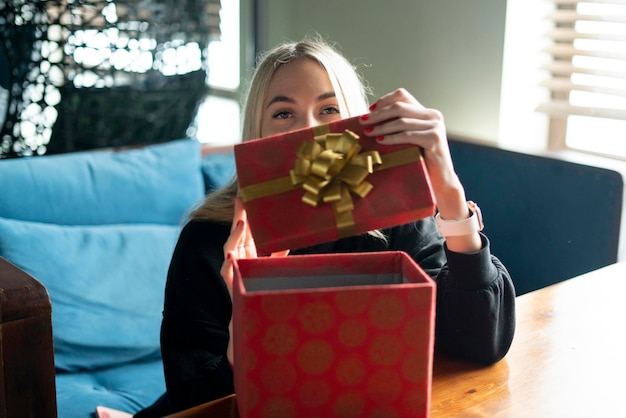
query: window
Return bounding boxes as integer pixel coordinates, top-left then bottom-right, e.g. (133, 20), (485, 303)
(500, 0), (626, 159)
(539, 0), (626, 158)
(191, 0), (241, 145)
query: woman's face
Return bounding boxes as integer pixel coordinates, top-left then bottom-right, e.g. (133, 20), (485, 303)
(260, 58), (342, 138)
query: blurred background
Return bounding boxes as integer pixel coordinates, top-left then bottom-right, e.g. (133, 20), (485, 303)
(1, 0), (625, 160)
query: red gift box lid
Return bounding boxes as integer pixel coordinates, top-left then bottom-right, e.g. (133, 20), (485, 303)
(234, 115), (435, 254)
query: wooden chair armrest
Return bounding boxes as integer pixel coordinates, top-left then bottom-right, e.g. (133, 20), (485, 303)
(0, 256), (57, 418)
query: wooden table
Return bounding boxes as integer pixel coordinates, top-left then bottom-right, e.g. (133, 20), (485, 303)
(431, 261), (626, 417)
(167, 262), (626, 417)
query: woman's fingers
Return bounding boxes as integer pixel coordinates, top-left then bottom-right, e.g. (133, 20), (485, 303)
(224, 219), (245, 256)
(231, 197), (246, 233)
(360, 89), (446, 149)
(226, 197), (257, 258)
(222, 198), (251, 298)
(219, 251), (236, 296)
(224, 197), (287, 302)
(371, 88), (419, 110)
(364, 88), (422, 124)
(240, 210), (257, 259)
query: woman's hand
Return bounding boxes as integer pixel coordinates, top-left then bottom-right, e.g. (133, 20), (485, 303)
(220, 197), (289, 366)
(360, 88), (481, 253)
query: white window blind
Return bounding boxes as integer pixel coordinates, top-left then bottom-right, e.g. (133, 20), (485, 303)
(537, 0), (626, 156)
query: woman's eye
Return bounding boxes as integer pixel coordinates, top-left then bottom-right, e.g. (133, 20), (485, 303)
(322, 106), (340, 115)
(272, 110), (291, 119)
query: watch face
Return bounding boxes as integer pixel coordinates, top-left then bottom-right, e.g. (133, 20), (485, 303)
(467, 201), (484, 231)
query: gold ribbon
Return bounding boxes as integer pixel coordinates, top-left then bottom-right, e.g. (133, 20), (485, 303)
(287, 129), (382, 236)
(240, 128), (423, 238)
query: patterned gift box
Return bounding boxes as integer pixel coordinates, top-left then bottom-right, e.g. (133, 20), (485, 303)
(232, 251), (436, 418)
(234, 115), (435, 254)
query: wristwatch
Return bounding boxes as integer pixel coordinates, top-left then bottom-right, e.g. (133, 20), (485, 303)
(435, 201), (484, 237)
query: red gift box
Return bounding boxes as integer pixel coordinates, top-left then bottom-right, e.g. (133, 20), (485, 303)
(232, 251), (436, 418)
(234, 115), (435, 254)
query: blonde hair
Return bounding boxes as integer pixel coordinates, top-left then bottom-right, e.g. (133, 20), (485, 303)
(191, 36), (371, 222)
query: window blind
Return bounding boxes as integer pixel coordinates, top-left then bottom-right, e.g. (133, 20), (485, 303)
(537, 0), (626, 124)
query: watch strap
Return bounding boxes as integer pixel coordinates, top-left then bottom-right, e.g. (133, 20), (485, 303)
(435, 201), (484, 237)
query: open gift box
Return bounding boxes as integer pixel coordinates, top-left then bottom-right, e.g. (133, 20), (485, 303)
(234, 115), (435, 254)
(232, 251), (436, 418)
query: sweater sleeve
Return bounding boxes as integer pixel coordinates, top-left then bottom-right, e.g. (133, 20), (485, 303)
(159, 220), (235, 412)
(389, 217), (516, 364)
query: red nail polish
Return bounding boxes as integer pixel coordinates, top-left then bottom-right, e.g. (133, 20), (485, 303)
(364, 127), (374, 133)
(369, 103), (377, 111)
(376, 136), (385, 142)
(236, 220), (243, 228)
(226, 252), (231, 260)
(360, 114), (369, 121)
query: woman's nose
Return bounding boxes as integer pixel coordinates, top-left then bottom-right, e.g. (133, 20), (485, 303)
(301, 113), (323, 130)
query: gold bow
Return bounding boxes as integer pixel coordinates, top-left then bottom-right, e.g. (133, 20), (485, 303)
(288, 130), (381, 235)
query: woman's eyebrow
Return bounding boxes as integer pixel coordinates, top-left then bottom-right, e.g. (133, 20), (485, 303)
(266, 95), (295, 108)
(317, 91), (336, 101)
(265, 91), (336, 109)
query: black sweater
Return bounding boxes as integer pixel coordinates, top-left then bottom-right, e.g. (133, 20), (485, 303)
(143, 216), (515, 415)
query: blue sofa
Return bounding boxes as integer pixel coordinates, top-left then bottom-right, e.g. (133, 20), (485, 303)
(449, 138), (624, 295)
(0, 139), (234, 417)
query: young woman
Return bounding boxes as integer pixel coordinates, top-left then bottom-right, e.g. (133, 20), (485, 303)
(113, 36), (516, 417)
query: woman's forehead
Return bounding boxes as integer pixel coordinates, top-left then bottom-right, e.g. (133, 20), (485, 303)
(265, 59), (332, 99)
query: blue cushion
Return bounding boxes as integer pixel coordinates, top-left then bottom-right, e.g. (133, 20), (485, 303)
(0, 217), (178, 371)
(56, 359), (165, 417)
(201, 150), (236, 193)
(0, 139), (204, 225)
